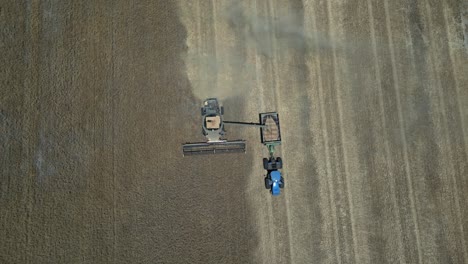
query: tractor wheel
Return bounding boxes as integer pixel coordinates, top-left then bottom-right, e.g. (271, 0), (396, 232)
(276, 162), (282, 170)
(264, 177), (272, 189)
(276, 157), (282, 169)
(279, 177), (285, 188)
(263, 158), (269, 170)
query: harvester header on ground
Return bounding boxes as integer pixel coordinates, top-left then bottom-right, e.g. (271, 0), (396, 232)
(182, 140), (246, 156)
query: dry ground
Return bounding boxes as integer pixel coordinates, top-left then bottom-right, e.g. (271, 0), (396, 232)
(1, 0), (467, 263)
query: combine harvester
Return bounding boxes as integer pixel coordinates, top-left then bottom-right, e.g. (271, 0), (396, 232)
(182, 98), (285, 196)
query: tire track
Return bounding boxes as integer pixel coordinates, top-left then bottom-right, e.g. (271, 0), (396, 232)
(314, 37), (342, 264)
(421, 0), (468, 261)
(367, 1), (406, 262)
(443, 5), (468, 260)
(401, 0), (444, 261)
(22, 2), (40, 262)
(324, 1), (359, 262)
(325, 1), (358, 262)
(311, 1), (344, 262)
(441, 2), (468, 131)
(263, 2), (281, 262)
(383, 0), (423, 263)
(249, 2), (274, 263)
(266, 0), (293, 262)
(443, 2), (468, 165)
(110, 3), (117, 262)
(251, 1), (292, 262)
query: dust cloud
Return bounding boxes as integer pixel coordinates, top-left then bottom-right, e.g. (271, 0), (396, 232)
(179, 0), (337, 101)
(184, 49), (256, 101)
(224, 1), (335, 57)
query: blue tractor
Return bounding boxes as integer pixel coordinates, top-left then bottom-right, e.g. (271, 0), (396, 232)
(259, 113), (284, 196)
(263, 156), (284, 196)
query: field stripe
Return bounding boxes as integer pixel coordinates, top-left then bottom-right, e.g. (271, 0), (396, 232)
(266, 2), (293, 262)
(250, 1), (281, 262)
(264, 2), (278, 261)
(424, 1), (468, 261)
(249, 2), (269, 262)
(442, 4), (468, 163)
(267, 1), (295, 262)
(310, 5), (342, 262)
(383, 1), (423, 263)
(23, 1), (41, 261)
(326, 1), (358, 262)
(318, 58), (342, 264)
(111, 3), (117, 262)
(367, 0), (406, 263)
(443, 7), (468, 259)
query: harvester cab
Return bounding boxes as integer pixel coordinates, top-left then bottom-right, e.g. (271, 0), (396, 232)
(182, 98), (246, 156)
(201, 98), (225, 142)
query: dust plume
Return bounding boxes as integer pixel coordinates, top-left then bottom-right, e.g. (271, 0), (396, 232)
(224, 1), (336, 57)
(184, 49), (256, 101)
(179, 0), (338, 101)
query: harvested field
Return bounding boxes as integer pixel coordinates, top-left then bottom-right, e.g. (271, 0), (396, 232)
(1, 0), (467, 263)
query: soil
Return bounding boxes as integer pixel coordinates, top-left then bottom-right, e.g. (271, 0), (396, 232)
(1, 1), (467, 263)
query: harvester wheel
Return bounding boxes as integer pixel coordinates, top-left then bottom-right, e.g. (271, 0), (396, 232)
(220, 106), (224, 115)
